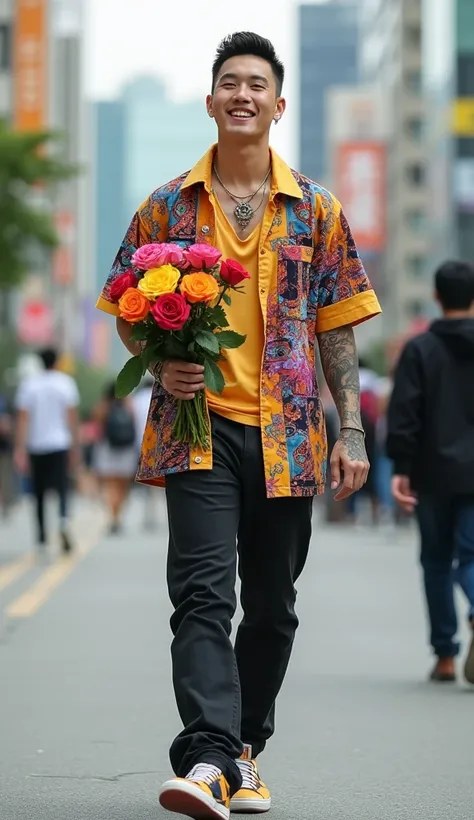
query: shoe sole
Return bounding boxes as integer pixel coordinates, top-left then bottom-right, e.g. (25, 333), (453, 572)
(159, 781), (229, 819)
(230, 797), (271, 813)
(464, 635), (474, 685)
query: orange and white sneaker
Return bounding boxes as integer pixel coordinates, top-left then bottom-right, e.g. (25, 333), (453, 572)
(159, 763), (230, 819)
(230, 745), (271, 814)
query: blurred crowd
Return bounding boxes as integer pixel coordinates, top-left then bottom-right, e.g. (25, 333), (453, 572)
(0, 352), (157, 549)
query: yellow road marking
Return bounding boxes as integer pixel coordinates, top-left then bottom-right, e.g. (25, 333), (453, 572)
(5, 524), (104, 620)
(0, 553), (36, 592)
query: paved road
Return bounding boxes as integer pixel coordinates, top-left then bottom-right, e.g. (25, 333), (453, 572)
(1, 493), (473, 820)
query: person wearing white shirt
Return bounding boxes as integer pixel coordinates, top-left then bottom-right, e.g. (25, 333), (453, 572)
(14, 348), (80, 552)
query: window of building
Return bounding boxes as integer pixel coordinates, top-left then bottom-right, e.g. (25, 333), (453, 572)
(406, 162), (425, 186)
(405, 211), (426, 233)
(0, 24), (10, 71)
(405, 69), (421, 94)
(458, 55), (474, 97)
(405, 117), (424, 140)
(407, 299), (424, 319)
(406, 255), (425, 278)
(405, 23), (421, 48)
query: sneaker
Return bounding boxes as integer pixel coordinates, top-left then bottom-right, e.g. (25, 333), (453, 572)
(60, 528), (73, 554)
(159, 763), (230, 819)
(464, 621), (474, 685)
(230, 745), (271, 814)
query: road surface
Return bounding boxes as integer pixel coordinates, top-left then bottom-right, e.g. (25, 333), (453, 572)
(1, 493), (473, 819)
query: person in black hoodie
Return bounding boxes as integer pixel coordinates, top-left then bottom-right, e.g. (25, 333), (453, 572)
(387, 260), (474, 685)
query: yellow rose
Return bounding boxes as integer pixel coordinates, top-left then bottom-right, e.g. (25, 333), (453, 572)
(137, 265), (181, 299)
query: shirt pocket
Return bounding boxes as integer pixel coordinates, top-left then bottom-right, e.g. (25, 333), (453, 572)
(277, 245), (313, 320)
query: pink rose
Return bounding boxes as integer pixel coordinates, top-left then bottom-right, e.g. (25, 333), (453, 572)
(220, 259), (251, 287)
(109, 271), (139, 302)
(184, 243), (222, 270)
(151, 292), (191, 331)
(132, 243), (184, 270)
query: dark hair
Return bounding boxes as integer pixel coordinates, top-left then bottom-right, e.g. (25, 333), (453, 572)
(434, 260), (474, 310)
(105, 381), (118, 401)
(39, 347), (58, 370)
(212, 32), (284, 95)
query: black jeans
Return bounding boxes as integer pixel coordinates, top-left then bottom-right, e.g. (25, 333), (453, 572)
(416, 494), (474, 658)
(29, 450), (69, 544)
(165, 413), (313, 795)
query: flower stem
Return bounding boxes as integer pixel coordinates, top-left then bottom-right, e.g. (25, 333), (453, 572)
(172, 390), (210, 450)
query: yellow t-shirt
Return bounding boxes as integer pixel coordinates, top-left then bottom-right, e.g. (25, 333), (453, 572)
(206, 196), (264, 427)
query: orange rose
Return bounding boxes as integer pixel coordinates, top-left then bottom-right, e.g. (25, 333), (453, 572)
(180, 272), (219, 304)
(118, 287), (150, 324)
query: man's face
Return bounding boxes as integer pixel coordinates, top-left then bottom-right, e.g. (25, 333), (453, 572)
(207, 55), (285, 140)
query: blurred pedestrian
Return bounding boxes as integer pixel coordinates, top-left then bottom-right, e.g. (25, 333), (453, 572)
(131, 377), (159, 530)
(97, 31), (381, 819)
(92, 382), (137, 534)
(14, 348), (80, 553)
(0, 392), (16, 518)
(387, 260), (474, 685)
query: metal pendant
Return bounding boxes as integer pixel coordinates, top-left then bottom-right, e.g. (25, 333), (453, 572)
(234, 201), (254, 230)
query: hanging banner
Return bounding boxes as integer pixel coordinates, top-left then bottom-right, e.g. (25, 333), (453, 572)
(13, 0), (48, 131)
(335, 142), (386, 253)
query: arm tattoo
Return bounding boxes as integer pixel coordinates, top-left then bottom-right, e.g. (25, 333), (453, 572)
(318, 325), (367, 461)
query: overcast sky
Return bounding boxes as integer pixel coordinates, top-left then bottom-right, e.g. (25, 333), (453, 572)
(84, 0), (326, 163)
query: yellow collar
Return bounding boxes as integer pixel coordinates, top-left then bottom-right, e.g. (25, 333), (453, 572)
(181, 143), (303, 200)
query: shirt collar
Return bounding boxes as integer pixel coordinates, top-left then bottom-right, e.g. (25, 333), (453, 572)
(181, 143), (303, 200)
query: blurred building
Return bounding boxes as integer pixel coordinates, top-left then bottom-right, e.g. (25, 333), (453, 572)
(0, 0), (11, 118)
(361, 0), (430, 336)
(423, 0), (474, 270)
(120, 76), (216, 219)
(326, 86), (388, 349)
(298, 0), (360, 185)
(92, 76), (216, 369)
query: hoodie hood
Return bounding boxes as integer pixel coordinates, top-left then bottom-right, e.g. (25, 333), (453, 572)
(430, 318), (474, 359)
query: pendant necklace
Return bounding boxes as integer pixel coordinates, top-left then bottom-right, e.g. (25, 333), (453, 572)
(212, 163), (271, 231)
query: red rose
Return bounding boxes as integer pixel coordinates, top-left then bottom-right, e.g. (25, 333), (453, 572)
(110, 271), (139, 302)
(220, 259), (251, 287)
(151, 292), (191, 331)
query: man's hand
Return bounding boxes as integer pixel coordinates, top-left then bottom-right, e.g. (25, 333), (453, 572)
(330, 428), (369, 501)
(391, 475), (417, 514)
(161, 361), (205, 400)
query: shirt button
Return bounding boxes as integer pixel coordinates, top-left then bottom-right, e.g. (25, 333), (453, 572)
(201, 225), (210, 234)
(260, 248), (266, 254)
(194, 456), (202, 464)
(260, 288), (265, 295)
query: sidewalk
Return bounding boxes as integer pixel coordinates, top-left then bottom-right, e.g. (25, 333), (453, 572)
(1, 496), (473, 820)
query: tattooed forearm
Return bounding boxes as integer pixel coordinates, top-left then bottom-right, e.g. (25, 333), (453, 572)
(317, 324), (362, 430)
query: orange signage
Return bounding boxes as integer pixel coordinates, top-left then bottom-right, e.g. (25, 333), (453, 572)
(335, 142), (386, 253)
(13, 0), (48, 131)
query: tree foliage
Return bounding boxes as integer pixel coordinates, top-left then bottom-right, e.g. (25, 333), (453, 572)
(0, 122), (78, 289)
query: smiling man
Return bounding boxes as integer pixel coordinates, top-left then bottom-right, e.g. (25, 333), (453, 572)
(97, 32), (381, 820)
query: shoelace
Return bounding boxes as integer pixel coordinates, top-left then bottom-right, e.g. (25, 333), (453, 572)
(186, 763), (222, 785)
(237, 758), (259, 790)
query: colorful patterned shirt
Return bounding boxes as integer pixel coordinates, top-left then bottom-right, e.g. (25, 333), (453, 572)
(96, 145), (382, 498)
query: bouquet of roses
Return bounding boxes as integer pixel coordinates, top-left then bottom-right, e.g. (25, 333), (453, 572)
(109, 242), (250, 450)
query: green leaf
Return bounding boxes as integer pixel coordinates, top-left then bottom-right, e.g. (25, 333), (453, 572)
(196, 330), (220, 355)
(165, 336), (188, 359)
(204, 358), (225, 395)
(207, 305), (229, 329)
(115, 356), (144, 398)
(130, 324), (149, 341)
(223, 293), (232, 306)
(216, 330), (247, 349)
(142, 344), (159, 369)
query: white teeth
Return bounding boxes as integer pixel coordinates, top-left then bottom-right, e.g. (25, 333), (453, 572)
(230, 110), (253, 118)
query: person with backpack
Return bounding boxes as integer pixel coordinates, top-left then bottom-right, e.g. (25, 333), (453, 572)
(387, 260), (474, 684)
(93, 381), (137, 534)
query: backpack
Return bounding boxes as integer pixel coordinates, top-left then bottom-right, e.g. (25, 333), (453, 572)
(104, 401), (136, 449)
